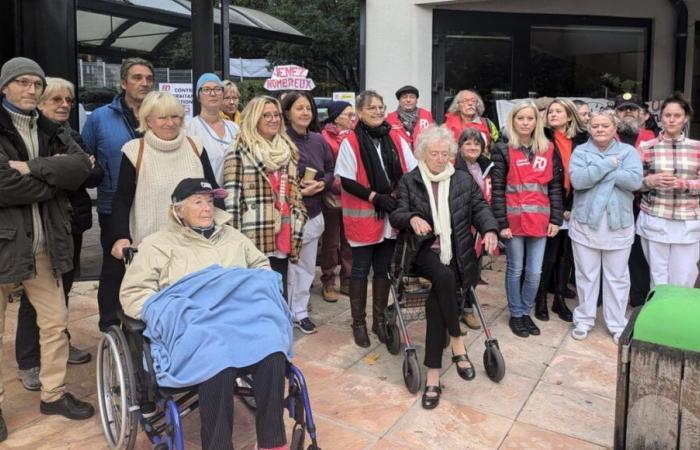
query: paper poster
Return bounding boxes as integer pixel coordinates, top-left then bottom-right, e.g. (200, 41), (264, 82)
(264, 65), (316, 91)
(332, 92), (356, 104)
(159, 83), (193, 121)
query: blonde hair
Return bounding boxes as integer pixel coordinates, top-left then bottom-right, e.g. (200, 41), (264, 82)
(38, 77), (75, 105)
(223, 79), (239, 96)
(587, 109), (619, 132)
(447, 90), (485, 116)
(234, 95), (295, 149)
(414, 125), (457, 160)
(547, 98), (584, 138)
(137, 91), (185, 133)
(506, 100), (549, 154)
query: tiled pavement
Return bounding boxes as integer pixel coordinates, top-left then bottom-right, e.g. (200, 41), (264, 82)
(1, 258), (618, 449)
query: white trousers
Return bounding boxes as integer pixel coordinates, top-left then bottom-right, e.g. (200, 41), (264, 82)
(288, 213), (325, 321)
(571, 242), (631, 335)
(640, 238), (700, 288)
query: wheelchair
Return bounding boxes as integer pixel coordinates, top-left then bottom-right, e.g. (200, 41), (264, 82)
(383, 237), (506, 394)
(96, 247), (320, 450)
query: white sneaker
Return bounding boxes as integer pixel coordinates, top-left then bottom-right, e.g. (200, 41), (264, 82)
(571, 327), (588, 341)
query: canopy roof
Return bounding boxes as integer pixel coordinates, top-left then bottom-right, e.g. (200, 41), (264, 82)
(76, 0), (311, 57)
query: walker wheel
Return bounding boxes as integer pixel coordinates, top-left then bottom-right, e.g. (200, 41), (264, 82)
(386, 323), (401, 355)
(291, 424), (305, 450)
(483, 339), (506, 382)
(403, 350), (422, 394)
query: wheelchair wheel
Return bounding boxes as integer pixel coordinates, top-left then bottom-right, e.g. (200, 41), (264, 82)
(385, 322), (401, 355)
(403, 350), (421, 394)
(483, 339), (506, 383)
(96, 326), (138, 450)
(235, 375), (257, 410)
(164, 398), (185, 450)
(290, 423), (306, 450)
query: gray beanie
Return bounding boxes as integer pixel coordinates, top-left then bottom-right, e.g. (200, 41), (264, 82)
(0, 57), (46, 91)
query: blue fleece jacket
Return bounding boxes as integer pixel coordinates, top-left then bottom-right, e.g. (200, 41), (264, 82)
(569, 139), (643, 231)
(142, 265), (293, 388)
(81, 94), (139, 214)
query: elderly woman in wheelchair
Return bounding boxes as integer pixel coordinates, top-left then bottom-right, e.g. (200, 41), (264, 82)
(390, 125), (499, 409)
(100, 178), (313, 450)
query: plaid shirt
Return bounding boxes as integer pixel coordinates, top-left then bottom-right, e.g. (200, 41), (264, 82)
(223, 140), (307, 262)
(639, 133), (700, 220)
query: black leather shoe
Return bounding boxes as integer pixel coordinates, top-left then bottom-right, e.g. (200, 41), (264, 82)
(522, 315), (541, 336)
(40, 393), (95, 420)
(509, 317), (529, 338)
(552, 296), (573, 322)
(452, 349), (476, 381)
(371, 320), (388, 343)
(421, 385), (441, 410)
(352, 322), (370, 348)
(563, 287), (577, 299)
(0, 410), (7, 442)
(534, 295), (549, 321)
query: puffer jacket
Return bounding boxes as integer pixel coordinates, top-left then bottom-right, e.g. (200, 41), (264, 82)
(544, 127), (588, 212)
(120, 208), (270, 319)
(390, 167), (499, 288)
(66, 126), (103, 234)
(81, 93), (140, 214)
(490, 141), (564, 231)
(0, 105), (91, 284)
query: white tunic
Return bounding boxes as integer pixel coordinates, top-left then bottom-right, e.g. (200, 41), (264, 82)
(335, 135), (417, 247)
(186, 116), (239, 186)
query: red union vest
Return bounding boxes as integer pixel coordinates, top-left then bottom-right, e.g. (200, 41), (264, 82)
(445, 113), (493, 148)
(386, 108), (434, 149)
(341, 131), (409, 244)
(506, 143), (554, 237)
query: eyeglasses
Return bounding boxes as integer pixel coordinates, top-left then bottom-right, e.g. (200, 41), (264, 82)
(48, 96), (74, 106)
(13, 78), (44, 91)
(340, 112), (357, 119)
(364, 105), (385, 113)
(262, 112), (282, 121)
(458, 98), (478, 105)
(616, 105), (639, 112)
(200, 87), (224, 96)
(223, 96), (239, 102)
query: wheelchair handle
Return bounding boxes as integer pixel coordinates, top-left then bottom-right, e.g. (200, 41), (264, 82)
(123, 247), (138, 266)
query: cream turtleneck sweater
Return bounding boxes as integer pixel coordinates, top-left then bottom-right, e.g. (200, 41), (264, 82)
(121, 130), (204, 246)
(4, 106), (45, 254)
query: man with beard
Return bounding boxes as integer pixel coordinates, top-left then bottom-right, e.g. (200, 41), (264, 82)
(386, 85), (434, 150)
(615, 93), (655, 307)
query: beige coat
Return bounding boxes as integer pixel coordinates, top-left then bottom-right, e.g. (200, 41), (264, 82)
(120, 208), (270, 319)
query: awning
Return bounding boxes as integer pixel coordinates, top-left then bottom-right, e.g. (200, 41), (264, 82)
(76, 0), (311, 58)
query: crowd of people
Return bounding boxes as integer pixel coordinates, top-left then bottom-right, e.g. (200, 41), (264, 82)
(0, 53), (699, 445)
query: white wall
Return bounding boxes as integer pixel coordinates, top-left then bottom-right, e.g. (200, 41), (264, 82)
(366, 0), (700, 110)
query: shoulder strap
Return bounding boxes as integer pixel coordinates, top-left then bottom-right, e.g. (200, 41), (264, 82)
(186, 136), (200, 157)
(134, 138), (145, 182)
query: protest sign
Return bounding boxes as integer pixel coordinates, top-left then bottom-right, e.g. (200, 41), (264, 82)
(264, 65), (315, 91)
(159, 83), (193, 121)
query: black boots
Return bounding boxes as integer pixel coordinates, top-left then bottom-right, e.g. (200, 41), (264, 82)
(552, 259), (573, 322)
(371, 278), (390, 343)
(349, 279), (370, 347)
(534, 283), (550, 321)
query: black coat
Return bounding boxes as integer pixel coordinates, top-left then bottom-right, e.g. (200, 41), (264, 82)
(490, 141), (564, 231)
(0, 104), (91, 283)
(544, 128), (588, 212)
(67, 127), (103, 234)
(390, 167), (499, 288)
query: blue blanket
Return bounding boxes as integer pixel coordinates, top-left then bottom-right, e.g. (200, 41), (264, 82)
(142, 265), (293, 388)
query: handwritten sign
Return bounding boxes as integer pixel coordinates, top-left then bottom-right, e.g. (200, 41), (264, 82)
(264, 65), (315, 92)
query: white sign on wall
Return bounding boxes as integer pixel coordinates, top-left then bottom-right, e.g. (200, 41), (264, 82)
(159, 83), (193, 121)
(332, 92), (356, 105)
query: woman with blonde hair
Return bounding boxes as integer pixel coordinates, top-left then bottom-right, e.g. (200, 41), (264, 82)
(221, 79), (241, 124)
(534, 98), (588, 322)
(110, 90), (220, 261)
(223, 95), (307, 300)
(491, 100), (563, 338)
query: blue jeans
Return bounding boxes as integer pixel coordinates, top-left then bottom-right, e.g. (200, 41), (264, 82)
(506, 236), (547, 317)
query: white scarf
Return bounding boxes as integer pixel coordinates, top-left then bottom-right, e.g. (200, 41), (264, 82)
(418, 161), (454, 265)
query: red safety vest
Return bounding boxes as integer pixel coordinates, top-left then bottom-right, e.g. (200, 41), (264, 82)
(341, 131), (409, 244)
(505, 144), (554, 237)
(445, 113), (493, 148)
(386, 108), (434, 149)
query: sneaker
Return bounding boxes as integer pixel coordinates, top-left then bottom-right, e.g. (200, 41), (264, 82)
(613, 333), (621, 345)
(40, 393), (95, 420)
(68, 344), (91, 365)
(522, 315), (541, 336)
(17, 367), (41, 391)
(461, 311), (481, 330)
(0, 409), (7, 442)
(295, 318), (318, 334)
(508, 317), (529, 338)
(322, 284), (338, 303)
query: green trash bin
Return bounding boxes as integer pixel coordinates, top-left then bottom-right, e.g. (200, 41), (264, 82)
(614, 285), (700, 450)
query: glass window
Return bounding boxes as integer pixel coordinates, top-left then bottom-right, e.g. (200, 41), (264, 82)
(529, 25), (647, 98)
(444, 32), (512, 119)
